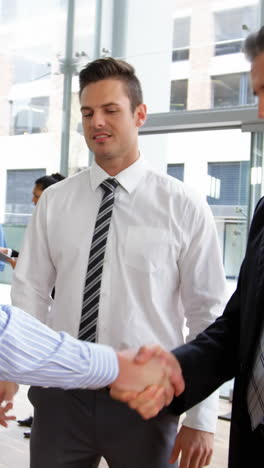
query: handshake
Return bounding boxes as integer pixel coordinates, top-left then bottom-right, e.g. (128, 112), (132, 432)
(0, 346), (184, 427)
(110, 346), (185, 419)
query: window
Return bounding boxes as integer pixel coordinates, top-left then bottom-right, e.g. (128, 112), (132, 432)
(214, 6), (258, 56)
(223, 222), (247, 279)
(0, 0), (17, 22)
(207, 160), (250, 283)
(207, 161), (249, 206)
(170, 79), (188, 111)
(169, 2), (259, 112)
(13, 55), (51, 85)
(167, 163), (184, 181)
(212, 73), (255, 108)
(172, 17), (190, 62)
(5, 169), (45, 224)
(12, 96), (50, 135)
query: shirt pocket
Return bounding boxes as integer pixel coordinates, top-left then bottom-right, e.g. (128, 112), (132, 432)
(124, 226), (171, 273)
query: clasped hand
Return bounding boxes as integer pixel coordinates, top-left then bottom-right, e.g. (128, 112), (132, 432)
(111, 345), (185, 419)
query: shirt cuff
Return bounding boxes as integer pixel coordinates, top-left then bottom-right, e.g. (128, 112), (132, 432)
(81, 341), (119, 389)
(182, 390), (219, 433)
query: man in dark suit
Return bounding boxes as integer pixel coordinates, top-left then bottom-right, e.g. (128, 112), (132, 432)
(111, 27), (264, 468)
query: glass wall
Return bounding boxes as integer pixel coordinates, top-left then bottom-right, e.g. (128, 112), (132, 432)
(0, 0), (67, 283)
(171, 0), (259, 112)
(0, 0), (97, 284)
(0, 0), (263, 292)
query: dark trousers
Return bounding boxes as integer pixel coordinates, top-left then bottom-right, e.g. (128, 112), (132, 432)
(28, 386), (179, 468)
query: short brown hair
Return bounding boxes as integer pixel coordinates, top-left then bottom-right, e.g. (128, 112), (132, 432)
(244, 26), (264, 62)
(79, 57), (143, 112)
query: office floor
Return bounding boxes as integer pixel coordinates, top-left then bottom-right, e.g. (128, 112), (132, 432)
(0, 385), (230, 468)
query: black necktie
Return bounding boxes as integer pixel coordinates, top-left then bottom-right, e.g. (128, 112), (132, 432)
(78, 178), (118, 342)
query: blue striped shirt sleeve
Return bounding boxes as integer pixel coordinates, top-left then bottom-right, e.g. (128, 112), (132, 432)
(0, 305), (119, 389)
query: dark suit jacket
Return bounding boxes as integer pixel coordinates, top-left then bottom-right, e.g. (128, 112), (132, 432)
(169, 197), (264, 468)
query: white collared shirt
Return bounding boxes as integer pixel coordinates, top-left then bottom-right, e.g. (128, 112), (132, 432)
(12, 157), (227, 431)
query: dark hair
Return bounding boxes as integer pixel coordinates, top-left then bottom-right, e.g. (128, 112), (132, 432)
(79, 57), (143, 112)
(244, 26), (264, 62)
(35, 172), (65, 191)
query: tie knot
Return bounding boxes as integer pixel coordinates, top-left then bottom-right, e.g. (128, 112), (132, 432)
(101, 178), (118, 193)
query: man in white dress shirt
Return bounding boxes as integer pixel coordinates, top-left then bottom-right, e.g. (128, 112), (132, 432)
(11, 58), (227, 468)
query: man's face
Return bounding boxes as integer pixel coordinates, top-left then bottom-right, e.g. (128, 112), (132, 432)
(80, 78), (146, 169)
(251, 52), (264, 118)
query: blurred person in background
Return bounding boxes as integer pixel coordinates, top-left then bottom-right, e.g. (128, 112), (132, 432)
(32, 173), (65, 206)
(0, 173), (65, 270)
